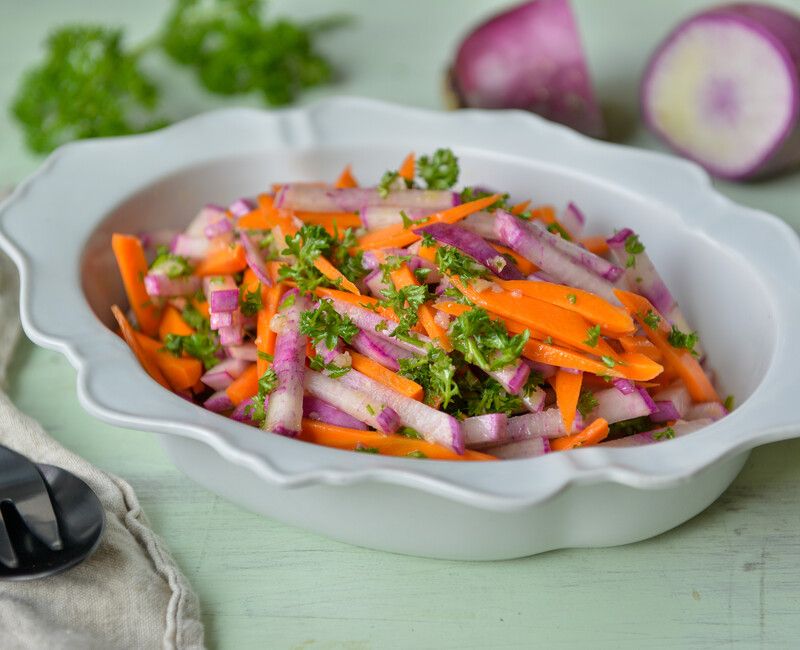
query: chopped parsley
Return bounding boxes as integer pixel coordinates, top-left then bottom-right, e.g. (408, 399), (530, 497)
(299, 299), (358, 350)
(607, 416), (652, 440)
(150, 245), (193, 278)
(449, 308), (528, 372)
(547, 222), (572, 241)
(397, 426), (423, 440)
(239, 284), (263, 316)
(406, 450), (427, 459)
(244, 368), (279, 425)
(181, 303), (209, 331)
(435, 245), (488, 281)
(653, 426), (676, 441)
(378, 254), (412, 283)
(355, 443), (379, 454)
(378, 284), (430, 344)
(600, 355), (618, 368)
(309, 355), (350, 378)
(377, 170), (403, 198)
(463, 376), (525, 417)
(723, 395), (735, 411)
(398, 346), (459, 409)
(584, 325), (601, 348)
(643, 309), (661, 330)
(667, 325), (699, 355)
(459, 187), (510, 212)
(566, 293), (577, 304)
(163, 332), (220, 370)
(577, 390), (599, 418)
(624, 233), (645, 268)
(417, 148), (459, 189)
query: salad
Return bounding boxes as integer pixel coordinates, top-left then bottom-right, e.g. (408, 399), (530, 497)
(110, 149), (729, 461)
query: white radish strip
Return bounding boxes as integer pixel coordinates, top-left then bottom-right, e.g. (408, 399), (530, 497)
(484, 437), (550, 459)
(339, 369), (464, 453)
(275, 185), (458, 213)
(642, 5), (800, 180)
(350, 330), (412, 371)
(463, 413), (507, 447)
(360, 207), (428, 230)
(226, 343), (258, 361)
(460, 211), (498, 241)
(507, 408), (583, 442)
(521, 386), (547, 413)
(606, 228), (704, 357)
(588, 388), (655, 424)
(560, 202), (586, 238)
(495, 210), (619, 303)
(263, 293), (309, 437)
(303, 370), (398, 433)
(602, 419), (713, 447)
(685, 402), (728, 421)
(201, 358), (250, 391)
(303, 396), (369, 430)
(652, 383), (692, 418)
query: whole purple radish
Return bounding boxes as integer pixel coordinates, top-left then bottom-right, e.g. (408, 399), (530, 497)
(448, 0), (605, 137)
(642, 3), (800, 180)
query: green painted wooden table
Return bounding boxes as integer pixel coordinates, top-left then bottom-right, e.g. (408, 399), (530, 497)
(2, 1), (799, 647)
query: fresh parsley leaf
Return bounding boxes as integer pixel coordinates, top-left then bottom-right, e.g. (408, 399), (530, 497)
(464, 377), (524, 417)
(547, 222), (572, 241)
(377, 170), (400, 198)
(378, 255), (412, 283)
(11, 26), (165, 153)
(653, 426), (676, 441)
(584, 324), (601, 348)
(240, 283), (263, 316)
(449, 308), (528, 372)
(459, 187), (510, 212)
(299, 298), (358, 349)
(379, 284), (429, 343)
(397, 426), (423, 440)
(420, 232), (437, 247)
(330, 227), (367, 284)
(245, 368), (279, 425)
(577, 390), (599, 418)
(667, 325), (699, 355)
(181, 303), (209, 331)
(566, 293), (577, 304)
(399, 210), (415, 229)
(435, 246), (488, 281)
(398, 346), (459, 409)
(624, 233), (645, 268)
(162, 0), (342, 106)
(150, 245), (193, 278)
(413, 267), (431, 283)
(354, 443), (379, 454)
(163, 332), (220, 370)
(257, 351), (273, 362)
(643, 309), (661, 329)
(309, 355), (351, 377)
(417, 148), (459, 189)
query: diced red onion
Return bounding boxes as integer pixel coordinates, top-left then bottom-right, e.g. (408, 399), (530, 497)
(685, 401), (728, 421)
(210, 311), (234, 329)
(203, 389), (233, 413)
(560, 202), (586, 237)
(589, 388), (655, 424)
(187, 204), (226, 238)
(229, 198), (255, 218)
(230, 397), (260, 426)
(218, 325), (244, 347)
(172, 234), (210, 259)
(238, 232), (273, 286)
(650, 400), (681, 423)
(652, 383), (692, 418)
(200, 358), (249, 391)
(488, 359), (530, 395)
(612, 378), (636, 395)
(204, 217), (233, 240)
(226, 343), (258, 361)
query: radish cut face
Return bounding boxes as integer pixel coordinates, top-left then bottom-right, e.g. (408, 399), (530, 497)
(642, 8), (800, 180)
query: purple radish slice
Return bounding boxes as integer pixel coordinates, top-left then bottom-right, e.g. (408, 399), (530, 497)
(228, 198), (255, 218)
(449, 0), (605, 137)
(642, 3), (800, 180)
(360, 206), (428, 230)
(303, 396), (369, 430)
(588, 387), (656, 424)
(560, 202), (585, 238)
(263, 292), (309, 437)
(459, 211), (499, 241)
(239, 232), (273, 286)
(652, 383), (692, 418)
(463, 413), (508, 447)
(685, 401), (728, 421)
(275, 185), (459, 213)
(303, 370), (399, 433)
(204, 217), (233, 240)
(186, 204), (226, 237)
(350, 330), (412, 372)
(415, 221), (525, 280)
(172, 234), (209, 259)
(506, 408), (583, 443)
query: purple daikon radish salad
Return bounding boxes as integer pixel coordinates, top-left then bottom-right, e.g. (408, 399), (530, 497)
(112, 148), (731, 461)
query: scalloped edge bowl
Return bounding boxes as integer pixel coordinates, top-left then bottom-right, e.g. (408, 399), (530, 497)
(2, 98), (799, 559)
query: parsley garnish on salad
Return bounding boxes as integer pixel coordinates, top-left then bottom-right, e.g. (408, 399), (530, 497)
(151, 246), (193, 278)
(449, 308), (528, 372)
(667, 325), (699, 355)
(163, 332), (220, 370)
(624, 233), (645, 268)
(417, 148), (460, 189)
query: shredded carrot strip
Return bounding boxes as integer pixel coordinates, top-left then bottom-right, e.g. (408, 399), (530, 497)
(551, 417), (609, 451)
(580, 236), (609, 256)
(313, 255), (360, 295)
(398, 153), (415, 182)
(389, 264), (452, 351)
(511, 200), (531, 215)
(111, 234), (161, 336)
(491, 243), (537, 275)
(554, 369), (583, 435)
(194, 243), (247, 276)
(349, 351), (424, 400)
(111, 305), (170, 390)
(256, 283), (285, 376)
(335, 164), (359, 188)
(225, 364), (259, 406)
(158, 305), (195, 341)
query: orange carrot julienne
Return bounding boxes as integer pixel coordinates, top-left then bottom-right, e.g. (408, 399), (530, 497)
(551, 417), (609, 451)
(554, 369), (583, 435)
(111, 305), (170, 390)
(135, 332), (203, 391)
(389, 264), (452, 351)
(225, 364), (259, 406)
(313, 255), (360, 295)
(295, 211), (361, 230)
(256, 283), (285, 376)
(237, 208), (270, 230)
(580, 236), (609, 256)
(298, 419), (495, 461)
(335, 164), (359, 189)
(491, 243), (537, 275)
(194, 243), (247, 276)
(450, 277), (617, 356)
(111, 233), (161, 337)
(158, 305), (195, 341)
(510, 200), (531, 215)
(498, 280), (635, 334)
(614, 289), (719, 403)
(619, 335), (663, 362)
(398, 153), (415, 182)
(356, 194), (502, 250)
(417, 244), (437, 264)
(349, 351), (424, 400)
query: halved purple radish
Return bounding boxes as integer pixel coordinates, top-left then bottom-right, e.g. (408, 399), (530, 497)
(449, 0), (605, 137)
(642, 4), (800, 180)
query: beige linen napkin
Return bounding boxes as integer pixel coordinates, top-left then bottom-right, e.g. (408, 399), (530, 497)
(0, 248), (205, 648)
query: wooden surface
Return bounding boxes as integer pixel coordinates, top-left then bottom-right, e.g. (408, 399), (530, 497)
(2, 1), (799, 648)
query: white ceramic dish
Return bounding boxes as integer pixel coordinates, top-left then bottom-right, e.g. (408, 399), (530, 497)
(2, 98), (799, 560)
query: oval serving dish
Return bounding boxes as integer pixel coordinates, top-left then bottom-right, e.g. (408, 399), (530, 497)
(1, 98), (799, 560)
